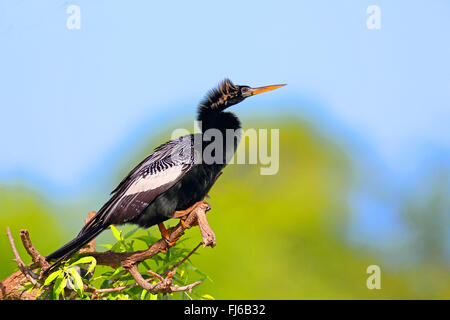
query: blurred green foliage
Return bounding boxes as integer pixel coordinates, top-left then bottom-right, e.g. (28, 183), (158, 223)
(0, 189), (66, 280)
(1, 118), (449, 299)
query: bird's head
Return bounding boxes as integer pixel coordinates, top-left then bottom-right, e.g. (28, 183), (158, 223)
(199, 78), (286, 112)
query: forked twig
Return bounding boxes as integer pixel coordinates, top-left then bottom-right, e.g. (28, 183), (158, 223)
(6, 228), (39, 287)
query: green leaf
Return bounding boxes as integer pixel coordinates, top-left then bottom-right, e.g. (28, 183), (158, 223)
(35, 284), (46, 299)
(109, 266), (125, 278)
(69, 256), (97, 275)
(69, 256), (95, 267)
(140, 289), (147, 300)
(110, 225), (123, 241)
(201, 294), (215, 300)
(44, 269), (63, 286)
(54, 275), (67, 300)
(18, 281), (32, 292)
(117, 293), (130, 300)
(68, 268), (84, 296)
(86, 259), (97, 274)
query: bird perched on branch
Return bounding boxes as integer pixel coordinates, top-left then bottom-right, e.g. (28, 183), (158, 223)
(45, 79), (285, 268)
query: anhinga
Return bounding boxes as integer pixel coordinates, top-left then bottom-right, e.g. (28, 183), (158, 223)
(46, 79), (285, 267)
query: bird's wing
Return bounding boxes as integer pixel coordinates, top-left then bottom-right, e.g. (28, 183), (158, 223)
(82, 135), (196, 231)
(110, 136), (193, 195)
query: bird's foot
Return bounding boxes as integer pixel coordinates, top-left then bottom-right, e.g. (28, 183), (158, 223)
(195, 200), (211, 211)
(179, 218), (188, 229)
(172, 200), (211, 228)
(158, 223), (177, 252)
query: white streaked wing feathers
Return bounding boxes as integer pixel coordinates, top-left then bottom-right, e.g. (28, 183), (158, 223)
(123, 165), (184, 197)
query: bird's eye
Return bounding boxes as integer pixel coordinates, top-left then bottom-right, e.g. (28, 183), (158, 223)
(241, 87), (248, 93)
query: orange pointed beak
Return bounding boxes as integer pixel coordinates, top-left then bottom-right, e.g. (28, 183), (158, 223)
(247, 84), (286, 96)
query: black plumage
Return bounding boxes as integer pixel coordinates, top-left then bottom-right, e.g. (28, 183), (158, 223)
(45, 78), (284, 268)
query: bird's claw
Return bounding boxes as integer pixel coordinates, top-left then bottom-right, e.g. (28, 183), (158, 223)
(180, 218), (188, 229)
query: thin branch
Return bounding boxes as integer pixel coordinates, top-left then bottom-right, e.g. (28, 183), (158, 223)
(88, 241), (202, 295)
(126, 265), (200, 295)
(19, 229), (50, 270)
(6, 228), (39, 286)
(153, 241), (202, 279)
(170, 280), (202, 293)
(195, 204), (216, 248)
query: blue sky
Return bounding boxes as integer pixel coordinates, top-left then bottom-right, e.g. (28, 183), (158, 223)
(0, 0), (449, 202)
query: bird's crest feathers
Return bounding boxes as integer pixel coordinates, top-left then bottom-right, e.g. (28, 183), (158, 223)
(198, 78), (239, 111)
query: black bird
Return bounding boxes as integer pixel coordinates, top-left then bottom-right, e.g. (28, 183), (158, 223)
(45, 79), (285, 267)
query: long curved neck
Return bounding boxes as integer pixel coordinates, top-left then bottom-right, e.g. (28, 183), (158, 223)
(196, 79), (243, 167)
(196, 108), (242, 168)
(197, 108), (241, 133)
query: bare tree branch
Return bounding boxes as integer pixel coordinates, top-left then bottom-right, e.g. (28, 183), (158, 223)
(0, 200), (215, 300)
(6, 228), (39, 286)
(88, 241), (202, 295)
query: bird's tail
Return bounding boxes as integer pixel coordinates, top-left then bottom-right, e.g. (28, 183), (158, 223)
(44, 222), (106, 274)
(44, 192), (119, 274)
